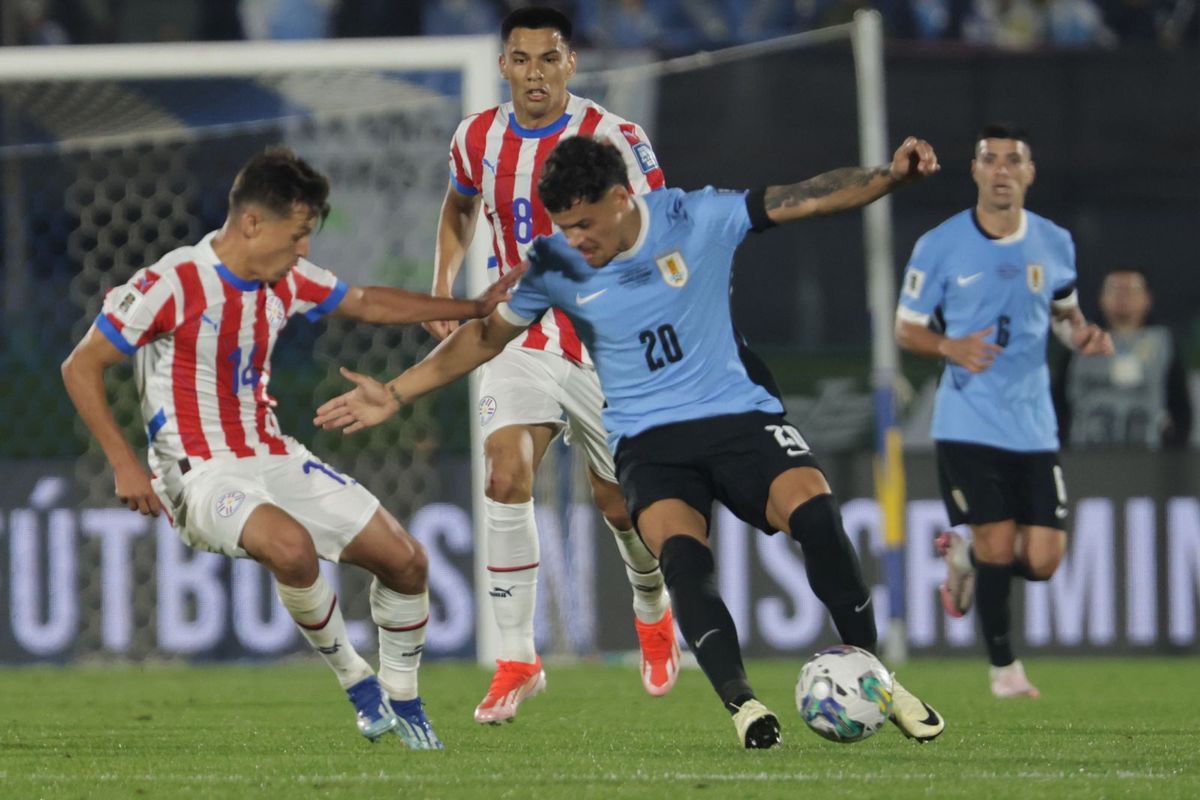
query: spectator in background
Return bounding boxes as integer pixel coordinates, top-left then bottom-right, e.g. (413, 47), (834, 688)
(1046, 0), (1117, 44)
(1056, 269), (1193, 448)
(962, 0), (1047, 47)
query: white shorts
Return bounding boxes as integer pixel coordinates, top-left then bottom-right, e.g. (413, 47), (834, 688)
(151, 442), (380, 562)
(477, 346), (617, 483)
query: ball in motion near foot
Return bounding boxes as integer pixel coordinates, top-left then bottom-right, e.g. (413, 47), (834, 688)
(796, 645), (893, 743)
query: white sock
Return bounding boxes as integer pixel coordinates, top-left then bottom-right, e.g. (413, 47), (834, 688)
(370, 578), (428, 702)
(485, 497), (539, 663)
(605, 520), (670, 624)
(277, 576), (372, 689)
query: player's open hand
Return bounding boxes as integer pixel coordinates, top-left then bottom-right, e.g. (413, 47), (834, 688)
(939, 326), (1003, 373)
(114, 462), (161, 517)
(314, 367), (401, 434)
(1074, 323), (1114, 356)
(890, 137), (940, 184)
(473, 261), (528, 318)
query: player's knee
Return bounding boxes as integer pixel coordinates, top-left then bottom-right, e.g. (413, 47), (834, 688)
(591, 482), (632, 530)
(972, 533), (1016, 565)
(1023, 545), (1064, 580)
(254, 528), (318, 584)
(485, 460), (533, 503)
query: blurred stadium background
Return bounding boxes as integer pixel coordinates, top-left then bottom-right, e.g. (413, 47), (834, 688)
(0, 0), (1197, 677)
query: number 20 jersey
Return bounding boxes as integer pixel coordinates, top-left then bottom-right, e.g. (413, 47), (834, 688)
(449, 93), (664, 365)
(499, 187), (784, 452)
(897, 209), (1077, 451)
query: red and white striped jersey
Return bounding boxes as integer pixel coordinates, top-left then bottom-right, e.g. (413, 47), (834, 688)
(96, 232), (347, 472)
(448, 93), (665, 365)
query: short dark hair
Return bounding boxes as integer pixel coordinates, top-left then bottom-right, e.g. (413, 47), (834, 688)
(228, 146), (331, 221)
(501, 6), (572, 44)
(975, 123), (1032, 153)
(538, 136), (628, 213)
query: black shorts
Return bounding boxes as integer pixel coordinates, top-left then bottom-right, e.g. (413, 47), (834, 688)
(935, 440), (1068, 529)
(614, 411), (822, 534)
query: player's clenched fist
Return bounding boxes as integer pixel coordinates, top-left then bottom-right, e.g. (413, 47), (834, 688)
(890, 136), (940, 183)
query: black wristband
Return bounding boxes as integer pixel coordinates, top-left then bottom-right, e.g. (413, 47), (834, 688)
(745, 187), (776, 233)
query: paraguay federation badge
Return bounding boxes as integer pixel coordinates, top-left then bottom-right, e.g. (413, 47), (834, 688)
(478, 395), (498, 427)
(1027, 263), (1045, 294)
(265, 294), (286, 330)
(216, 490), (246, 519)
(655, 250), (689, 288)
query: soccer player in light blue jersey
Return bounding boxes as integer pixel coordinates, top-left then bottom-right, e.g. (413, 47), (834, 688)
(316, 134), (947, 748)
(895, 124), (1112, 699)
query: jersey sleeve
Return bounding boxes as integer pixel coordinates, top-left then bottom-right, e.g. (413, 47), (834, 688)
(95, 267), (179, 355)
(1051, 229), (1078, 300)
(690, 186), (753, 246)
(289, 259), (348, 321)
(896, 232), (945, 326)
(600, 119), (665, 195)
(498, 241), (554, 326)
(448, 116), (480, 197)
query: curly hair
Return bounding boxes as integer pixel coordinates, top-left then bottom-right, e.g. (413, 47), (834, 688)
(537, 136), (628, 214)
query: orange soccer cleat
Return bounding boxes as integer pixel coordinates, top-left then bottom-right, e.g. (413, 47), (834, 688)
(473, 657), (546, 724)
(634, 607), (681, 697)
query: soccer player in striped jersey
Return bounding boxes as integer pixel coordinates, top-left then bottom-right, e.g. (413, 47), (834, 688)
(424, 6), (676, 723)
(61, 147), (520, 748)
(895, 124), (1113, 698)
(316, 135), (948, 749)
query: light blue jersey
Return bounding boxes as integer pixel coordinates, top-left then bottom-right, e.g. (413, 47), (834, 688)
(897, 209), (1077, 451)
(499, 187), (784, 451)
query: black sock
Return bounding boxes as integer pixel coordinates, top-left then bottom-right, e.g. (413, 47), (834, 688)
(787, 494), (877, 651)
(658, 535), (753, 711)
(1010, 558), (1042, 581)
(975, 562), (1015, 667)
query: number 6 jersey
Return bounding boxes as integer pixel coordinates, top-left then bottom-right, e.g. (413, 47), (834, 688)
(95, 232), (346, 472)
(449, 93), (664, 366)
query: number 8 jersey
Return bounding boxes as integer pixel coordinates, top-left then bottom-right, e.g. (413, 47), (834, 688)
(95, 232), (346, 473)
(449, 93), (664, 366)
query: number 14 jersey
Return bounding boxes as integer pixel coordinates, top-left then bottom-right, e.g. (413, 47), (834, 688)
(500, 187), (784, 452)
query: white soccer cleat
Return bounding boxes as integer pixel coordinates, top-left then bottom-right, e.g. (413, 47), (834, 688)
(473, 657), (546, 725)
(731, 698), (781, 749)
(634, 608), (681, 697)
(936, 531), (976, 618)
(990, 659), (1041, 699)
(889, 676), (945, 742)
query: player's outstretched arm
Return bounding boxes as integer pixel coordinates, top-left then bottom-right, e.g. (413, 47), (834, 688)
(764, 137), (939, 224)
(61, 328), (162, 516)
(332, 261), (524, 325)
(314, 309), (526, 434)
(424, 183), (483, 341)
(896, 320), (1003, 374)
(1051, 304), (1114, 356)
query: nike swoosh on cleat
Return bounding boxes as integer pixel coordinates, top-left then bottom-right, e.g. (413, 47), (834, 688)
(693, 628), (719, 650)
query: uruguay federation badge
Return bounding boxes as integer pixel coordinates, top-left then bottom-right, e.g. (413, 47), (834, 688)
(655, 250), (689, 288)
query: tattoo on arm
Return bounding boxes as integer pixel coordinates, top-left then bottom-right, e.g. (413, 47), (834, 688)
(765, 166), (891, 210)
(387, 383), (405, 408)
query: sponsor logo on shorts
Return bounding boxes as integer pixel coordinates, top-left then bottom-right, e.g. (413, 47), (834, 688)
(478, 395), (497, 427)
(216, 490), (246, 518)
(265, 294), (286, 330)
(951, 488), (969, 514)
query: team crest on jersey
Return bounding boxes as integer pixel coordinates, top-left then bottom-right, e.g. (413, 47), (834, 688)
(655, 251), (689, 288)
(1027, 263), (1045, 293)
(265, 294), (286, 331)
(478, 395), (498, 426)
(633, 143), (658, 174)
(215, 490), (246, 518)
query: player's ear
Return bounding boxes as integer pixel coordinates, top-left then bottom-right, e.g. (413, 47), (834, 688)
(498, 52), (508, 80)
(565, 50), (577, 79)
(1027, 160), (1036, 186)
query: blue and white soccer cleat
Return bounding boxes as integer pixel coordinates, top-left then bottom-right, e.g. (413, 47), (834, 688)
(391, 697), (445, 750)
(346, 675), (399, 742)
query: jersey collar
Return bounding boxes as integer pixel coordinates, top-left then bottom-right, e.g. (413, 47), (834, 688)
(612, 195), (651, 263)
(507, 108), (572, 139)
(197, 230), (263, 292)
(972, 209), (1028, 244)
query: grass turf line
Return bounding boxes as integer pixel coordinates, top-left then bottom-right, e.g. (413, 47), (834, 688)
(1, 658), (1197, 799)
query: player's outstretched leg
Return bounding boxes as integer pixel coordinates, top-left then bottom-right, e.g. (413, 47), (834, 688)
(660, 534), (779, 749)
(936, 531), (976, 618)
(786, 494), (945, 742)
(605, 519), (678, 697)
(477, 497), (544, 724)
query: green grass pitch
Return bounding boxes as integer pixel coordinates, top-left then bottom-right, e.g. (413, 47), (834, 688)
(2, 658), (1197, 799)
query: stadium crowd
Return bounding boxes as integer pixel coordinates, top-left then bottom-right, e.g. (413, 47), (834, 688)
(2, 0), (1196, 50)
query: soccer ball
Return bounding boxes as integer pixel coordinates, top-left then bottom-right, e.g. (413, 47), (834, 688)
(795, 644), (894, 743)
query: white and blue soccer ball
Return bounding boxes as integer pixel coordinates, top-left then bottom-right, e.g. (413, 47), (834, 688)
(796, 645), (894, 743)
